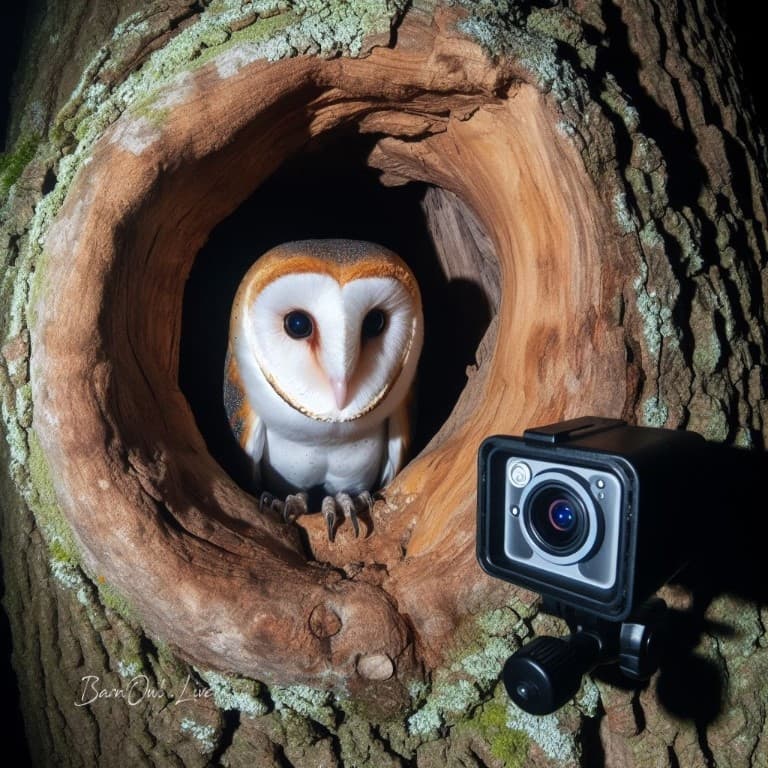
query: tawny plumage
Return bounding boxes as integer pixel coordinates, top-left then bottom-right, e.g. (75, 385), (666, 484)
(224, 239), (424, 538)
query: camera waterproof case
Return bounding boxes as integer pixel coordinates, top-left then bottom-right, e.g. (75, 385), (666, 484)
(477, 416), (706, 621)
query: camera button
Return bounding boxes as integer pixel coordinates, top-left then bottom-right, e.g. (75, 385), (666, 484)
(509, 461), (532, 488)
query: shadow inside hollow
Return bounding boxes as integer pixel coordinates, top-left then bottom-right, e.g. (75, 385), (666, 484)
(179, 129), (492, 493)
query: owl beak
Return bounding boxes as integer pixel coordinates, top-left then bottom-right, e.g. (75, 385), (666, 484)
(330, 377), (349, 410)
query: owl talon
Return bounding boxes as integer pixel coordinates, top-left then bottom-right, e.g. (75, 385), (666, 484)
(353, 491), (374, 537)
(322, 496), (337, 542)
(356, 491), (373, 513)
(335, 493), (359, 538)
(283, 492), (308, 523)
(259, 492), (275, 514)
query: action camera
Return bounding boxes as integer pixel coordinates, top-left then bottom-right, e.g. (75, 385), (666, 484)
(477, 416), (706, 622)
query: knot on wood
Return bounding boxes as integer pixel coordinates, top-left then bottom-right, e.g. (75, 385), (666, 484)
(356, 653), (394, 681)
(308, 604), (342, 638)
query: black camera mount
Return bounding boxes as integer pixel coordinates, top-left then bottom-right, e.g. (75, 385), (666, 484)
(503, 597), (668, 715)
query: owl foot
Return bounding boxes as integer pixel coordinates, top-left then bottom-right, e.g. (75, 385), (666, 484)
(321, 491), (373, 541)
(259, 491), (309, 524)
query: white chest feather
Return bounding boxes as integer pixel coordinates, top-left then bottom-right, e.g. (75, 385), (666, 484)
(261, 423), (387, 497)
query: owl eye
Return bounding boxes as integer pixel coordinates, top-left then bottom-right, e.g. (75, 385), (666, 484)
(362, 308), (387, 339)
(284, 310), (314, 339)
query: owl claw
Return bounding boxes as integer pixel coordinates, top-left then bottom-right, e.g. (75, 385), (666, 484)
(259, 491), (278, 514)
(283, 492), (309, 523)
(260, 490), (371, 541)
(259, 491), (307, 524)
(335, 493), (358, 538)
(321, 496), (337, 542)
(356, 491), (373, 514)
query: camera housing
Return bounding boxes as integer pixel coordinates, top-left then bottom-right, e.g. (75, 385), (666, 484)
(477, 416), (706, 621)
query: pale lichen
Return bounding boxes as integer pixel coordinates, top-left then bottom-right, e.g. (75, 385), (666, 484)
(455, 0), (588, 104)
(556, 119), (577, 139)
(180, 717), (218, 753)
(642, 395), (669, 428)
(575, 677), (600, 718)
(639, 220), (665, 251)
(506, 702), (577, 763)
(613, 191), (637, 234)
(271, 683), (337, 728)
(601, 75), (640, 133)
(407, 604), (529, 737)
(49, 557), (87, 593)
(117, 659), (143, 679)
(632, 259), (678, 365)
(196, 668), (269, 717)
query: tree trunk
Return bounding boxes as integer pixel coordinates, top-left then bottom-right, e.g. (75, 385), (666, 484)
(1, 1), (766, 766)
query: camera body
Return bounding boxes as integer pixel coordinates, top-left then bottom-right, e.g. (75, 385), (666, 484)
(477, 417), (706, 621)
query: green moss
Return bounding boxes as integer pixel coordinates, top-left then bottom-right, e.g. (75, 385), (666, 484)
(48, 537), (78, 566)
(27, 429), (80, 562)
(26, 248), (51, 330)
(232, 8), (298, 46)
(0, 134), (39, 199)
(471, 701), (530, 768)
(130, 100), (171, 129)
(97, 580), (136, 621)
(526, 6), (584, 49)
(194, 10), (300, 69)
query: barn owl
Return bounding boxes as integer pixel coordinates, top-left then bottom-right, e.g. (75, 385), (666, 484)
(224, 239), (424, 540)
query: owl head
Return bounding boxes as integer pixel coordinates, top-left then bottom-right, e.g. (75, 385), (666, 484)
(229, 239), (424, 424)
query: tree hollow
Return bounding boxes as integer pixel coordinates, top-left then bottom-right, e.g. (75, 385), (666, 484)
(30, 10), (627, 692)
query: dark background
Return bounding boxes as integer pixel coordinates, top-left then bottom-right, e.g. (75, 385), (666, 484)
(0, 2), (765, 764)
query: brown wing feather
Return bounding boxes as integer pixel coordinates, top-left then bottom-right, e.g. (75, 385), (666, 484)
(223, 348), (257, 451)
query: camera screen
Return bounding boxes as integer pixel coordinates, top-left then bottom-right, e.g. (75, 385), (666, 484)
(503, 458), (622, 590)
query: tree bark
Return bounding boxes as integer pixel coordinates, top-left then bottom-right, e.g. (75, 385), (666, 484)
(1, 1), (766, 767)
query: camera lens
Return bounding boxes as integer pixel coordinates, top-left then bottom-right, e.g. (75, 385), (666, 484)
(526, 485), (588, 556)
(548, 500), (576, 532)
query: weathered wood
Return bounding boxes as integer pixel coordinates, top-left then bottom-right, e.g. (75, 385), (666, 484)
(2, 0), (767, 766)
